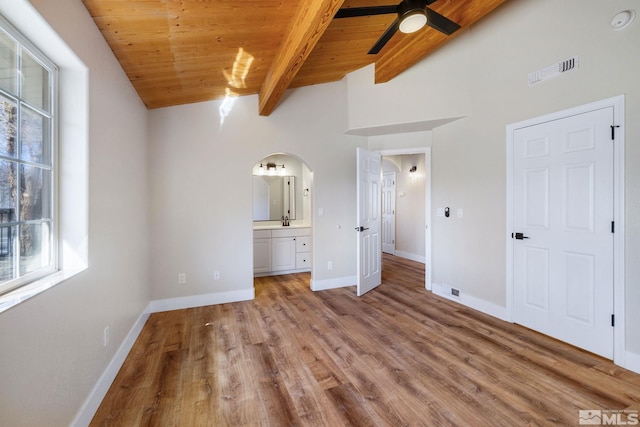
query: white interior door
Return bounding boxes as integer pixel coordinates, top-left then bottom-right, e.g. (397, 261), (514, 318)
(512, 106), (614, 358)
(382, 172), (396, 255)
(356, 147), (382, 296)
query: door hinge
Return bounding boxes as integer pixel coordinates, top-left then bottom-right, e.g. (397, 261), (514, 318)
(611, 221), (615, 233)
(611, 125), (620, 140)
(611, 314), (615, 327)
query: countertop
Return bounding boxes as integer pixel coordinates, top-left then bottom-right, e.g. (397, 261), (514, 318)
(253, 223), (311, 230)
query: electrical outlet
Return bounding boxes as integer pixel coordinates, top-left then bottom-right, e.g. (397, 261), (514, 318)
(178, 273), (186, 284)
(213, 270), (220, 280)
(103, 326), (110, 347)
(327, 261), (333, 270)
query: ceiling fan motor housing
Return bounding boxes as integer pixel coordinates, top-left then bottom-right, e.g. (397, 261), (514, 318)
(398, 0), (429, 33)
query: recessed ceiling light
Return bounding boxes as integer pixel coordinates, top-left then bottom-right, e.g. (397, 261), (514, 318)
(611, 10), (635, 30)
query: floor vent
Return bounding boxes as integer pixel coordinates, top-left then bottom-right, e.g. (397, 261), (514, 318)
(528, 55), (579, 85)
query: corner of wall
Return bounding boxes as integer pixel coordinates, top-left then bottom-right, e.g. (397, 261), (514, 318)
(431, 282), (508, 321)
(149, 289), (255, 313)
(71, 305), (151, 427)
(624, 351), (640, 375)
(311, 275), (356, 292)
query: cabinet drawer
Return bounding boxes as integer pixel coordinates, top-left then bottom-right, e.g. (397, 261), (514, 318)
(253, 229), (271, 239)
(271, 227), (310, 238)
(295, 236), (311, 253)
(296, 252), (311, 269)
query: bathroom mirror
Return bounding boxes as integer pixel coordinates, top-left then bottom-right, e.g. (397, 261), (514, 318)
(253, 175), (296, 221)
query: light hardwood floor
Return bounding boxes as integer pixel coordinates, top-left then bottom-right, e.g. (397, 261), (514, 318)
(91, 254), (640, 426)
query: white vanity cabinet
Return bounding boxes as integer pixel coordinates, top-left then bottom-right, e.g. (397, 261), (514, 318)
(253, 230), (272, 274)
(253, 227), (311, 275)
(271, 236), (296, 271)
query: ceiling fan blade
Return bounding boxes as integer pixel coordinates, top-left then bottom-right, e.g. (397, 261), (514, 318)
(335, 5), (397, 19)
(425, 8), (460, 35)
(368, 18), (399, 54)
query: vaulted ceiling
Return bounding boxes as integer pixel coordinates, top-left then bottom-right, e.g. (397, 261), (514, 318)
(81, 0), (508, 115)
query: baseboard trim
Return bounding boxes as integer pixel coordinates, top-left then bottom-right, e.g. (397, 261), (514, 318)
(71, 305), (151, 427)
(72, 288), (255, 425)
(432, 282), (508, 321)
(625, 351), (640, 374)
(311, 275), (356, 291)
(394, 251), (426, 264)
(149, 288), (255, 313)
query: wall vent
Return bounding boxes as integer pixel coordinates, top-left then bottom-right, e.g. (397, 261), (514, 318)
(528, 55), (579, 85)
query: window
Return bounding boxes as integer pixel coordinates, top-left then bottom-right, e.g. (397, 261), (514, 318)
(0, 16), (56, 296)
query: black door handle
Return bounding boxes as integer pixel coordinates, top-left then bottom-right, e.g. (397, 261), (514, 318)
(513, 232), (529, 240)
(355, 226), (370, 232)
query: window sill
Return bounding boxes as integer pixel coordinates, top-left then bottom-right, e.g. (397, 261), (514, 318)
(0, 265), (87, 314)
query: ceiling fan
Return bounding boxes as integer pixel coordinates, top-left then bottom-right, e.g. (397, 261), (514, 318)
(334, 0), (461, 54)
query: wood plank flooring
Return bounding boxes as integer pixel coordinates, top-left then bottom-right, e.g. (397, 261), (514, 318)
(91, 254), (640, 426)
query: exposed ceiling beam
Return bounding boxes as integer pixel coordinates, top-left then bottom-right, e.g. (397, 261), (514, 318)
(374, 26), (453, 84)
(258, 0), (345, 116)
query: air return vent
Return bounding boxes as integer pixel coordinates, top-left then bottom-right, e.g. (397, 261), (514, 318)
(528, 55), (579, 85)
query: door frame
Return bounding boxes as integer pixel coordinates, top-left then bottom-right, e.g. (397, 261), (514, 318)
(506, 95), (625, 365)
(378, 147), (432, 291)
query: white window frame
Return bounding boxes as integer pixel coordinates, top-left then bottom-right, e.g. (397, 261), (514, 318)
(0, 2), (89, 315)
(0, 14), (58, 297)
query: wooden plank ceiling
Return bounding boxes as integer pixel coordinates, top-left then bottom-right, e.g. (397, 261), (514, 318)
(82, 0), (508, 115)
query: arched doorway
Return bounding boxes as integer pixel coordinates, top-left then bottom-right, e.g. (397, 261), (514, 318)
(251, 153), (314, 285)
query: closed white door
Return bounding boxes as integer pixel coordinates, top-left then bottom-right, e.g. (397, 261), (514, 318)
(382, 172), (396, 254)
(512, 106), (614, 358)
(356, 147), (382, 296)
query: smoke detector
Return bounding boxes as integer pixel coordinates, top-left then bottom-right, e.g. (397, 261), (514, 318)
(611, 10), (635, 30)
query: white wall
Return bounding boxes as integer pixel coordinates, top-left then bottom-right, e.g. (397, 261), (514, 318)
(347, 0), (640, 356)
(396, 154), (426, 259)
(148, 81), (365, 302)
(0, 1), (150, 426)
(2, 0), (639, 424)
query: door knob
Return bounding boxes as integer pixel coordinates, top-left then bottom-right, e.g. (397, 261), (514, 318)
(355, 226), (369, 232)
(513, 232), (529, 240)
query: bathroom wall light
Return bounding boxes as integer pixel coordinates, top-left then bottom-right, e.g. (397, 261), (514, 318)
(258, 162), (286, 176)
